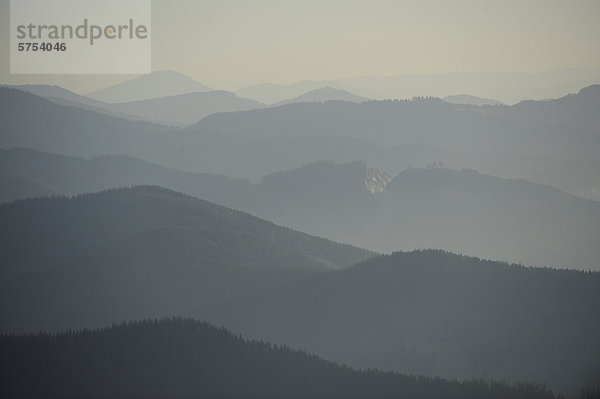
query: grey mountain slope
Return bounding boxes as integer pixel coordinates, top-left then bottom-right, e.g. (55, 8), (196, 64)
(236, 80), (379, 104)
(106, 91), (265, 126)
(0, 87), (384, 179)
(2, 148), (598, 271)
(42, 96), (162, 123)
(1, 318), (558, 399)
(0, 168), (57, 203)
(0, 185), (373, 333)
(6, 84), (265, 126)
(274, 87), (368, 106)
(339, 68), (600, 104)
(1, 84), (105, 108)
(503, 84), (600, 130)
(246, 164), (600, 271)
(375, 167), (600, 269)
(1, 84), (171, 123)
(3, 85), (599, 200)
(443, 94), (505, 106)
(189, 85), (600, 198)
(208, 250), (600, 395)
(0, 87), (171, 158)
(0, 147), (250, 209)
(87, 70), (212, 103)
(193, 86), (600, 155)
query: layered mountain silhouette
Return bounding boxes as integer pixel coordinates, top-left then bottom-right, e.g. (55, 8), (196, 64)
(193, 86), (600, 154)
(443, 94), (505, 106)
(5, 84), (264, 126)
(0, 87), (170, 158)
(0, 148), (250, 206)
(0, 88), (382, 177)
(208, 250), (600, 395)
(3, 84), (599, 200)
(2, 76), (599, 397)
(106, 90), (264, 126)
(338, 68), (600, 104)
(0, 318), (557, 399)
(87, 70), (212, 103)
(248, 164), (600, 270)
(235, 69), (600, 105)
(192, 85), (600, 198)
(501, 84), (600, 130)
(0, 186), (372, 332)
(235, 80), (378, 104)
(274, 87), (368, 105)
(1, 181), (596, 393)
(1, 84), (106, 108)
(1, 149), (598, 270)
(0, 168), (56, 203)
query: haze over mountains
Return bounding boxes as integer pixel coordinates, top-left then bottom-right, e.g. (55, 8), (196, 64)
(192, 85), (600, 199)
(0, 148), (251, 206)
(1, 68), (600, 398)
(1, 149), (598, 270)
(235, 80), (380, 104)
(0, 186), (371, 333)
(235, 69), (600, 105)
(247, 163), (600, 270)
(0, 319), (557, 399)
(1, 84), (107, 108)
(102, 91), (264, 126)
(1, 0), (599, 392)
(193, 85), (600, 148)
(443, 94), (505, 106)
(338, 69), (600, 104)
(0, 186), (597, 395)
(86, 70), (213, 103)
(2, 83), (600, 202)
(4, 83), (265, 127)
(275, 87), (368, 106)
(209, 250), (600, 395)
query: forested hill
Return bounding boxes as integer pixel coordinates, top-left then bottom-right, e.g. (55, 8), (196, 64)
(0, 318), (557, 399)
(209, 250), (600, 395)
(0, 186), (372, 333)
(0, 185), (370, 273)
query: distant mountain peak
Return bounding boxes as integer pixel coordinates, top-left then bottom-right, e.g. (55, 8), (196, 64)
(275, 87), (368, 106)
(87, 70), (212, 103)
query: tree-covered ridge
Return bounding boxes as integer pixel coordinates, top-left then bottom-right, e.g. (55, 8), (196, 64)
(0, 186), (373, 333)
(0, 185), (372, 273)
(3, 148), (599, 271)
(209, 250), (600, 395)
(0, 318), (557, 399)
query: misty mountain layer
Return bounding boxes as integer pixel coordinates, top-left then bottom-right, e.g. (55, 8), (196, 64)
(86, 70), (212, 103)
(2, 85), (598, 200)
(2, 149), (598, 271)
(208, 250), (600, 395)
(0, 318), (557, 399)
(0, 186), (372, 332)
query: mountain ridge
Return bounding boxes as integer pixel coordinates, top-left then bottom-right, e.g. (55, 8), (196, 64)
(0, 185), (373, 332)
(0, 317), (558, 399)
(208, 249), (600, 395)
(444, 94), (505, 106)
(87, 70), (212, 103)
(274, 87), (369, 106)
(1, 149), (598, 270)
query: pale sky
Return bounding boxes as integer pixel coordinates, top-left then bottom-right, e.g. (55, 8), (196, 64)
(1, 0), (599, 93)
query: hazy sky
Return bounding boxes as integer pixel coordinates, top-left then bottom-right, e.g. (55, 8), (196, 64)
(1, 0), (599, 92)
